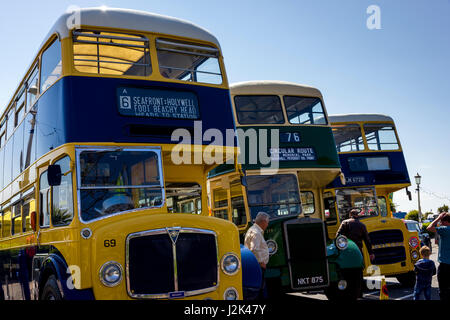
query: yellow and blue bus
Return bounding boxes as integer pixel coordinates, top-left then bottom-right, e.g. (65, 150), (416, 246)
(326, 114), (419, 286)
(208, 81), (364, 300)
(0, 7), (248, 300)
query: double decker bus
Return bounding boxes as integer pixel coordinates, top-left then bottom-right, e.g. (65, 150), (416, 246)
(208, 81), (364, 300)
(0, 7), (247, 300)
(326, 114), (419, 286)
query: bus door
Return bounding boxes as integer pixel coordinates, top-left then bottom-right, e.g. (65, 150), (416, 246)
(323, 190), (339, 239)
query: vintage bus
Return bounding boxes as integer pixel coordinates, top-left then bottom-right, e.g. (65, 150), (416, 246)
(0, 7), (248, 300)
(326, 114), (418, 286)
(207, 81), (364, 300)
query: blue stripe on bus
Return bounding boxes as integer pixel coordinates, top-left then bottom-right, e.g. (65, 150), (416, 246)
(327, 151), (410, 188)
(34, 76), (236, 159)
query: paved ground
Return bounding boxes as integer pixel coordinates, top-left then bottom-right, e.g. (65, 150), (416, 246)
(288, 241), (441, 301)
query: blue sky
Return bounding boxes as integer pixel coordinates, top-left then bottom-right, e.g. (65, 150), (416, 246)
(1, 0), (449, 214)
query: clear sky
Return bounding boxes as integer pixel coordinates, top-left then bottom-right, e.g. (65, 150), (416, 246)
(1, 0), (449, 215)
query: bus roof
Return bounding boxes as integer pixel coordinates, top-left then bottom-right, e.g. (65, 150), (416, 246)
(230, 80), (323, 98)
(328, 114), (394, 124)
(45, 7), (221, 48)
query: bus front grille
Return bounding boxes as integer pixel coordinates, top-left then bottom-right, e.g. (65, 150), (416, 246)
(283, 218), (329, 290)
(369, 229), (406, 265)
(126, 228), (218, 299)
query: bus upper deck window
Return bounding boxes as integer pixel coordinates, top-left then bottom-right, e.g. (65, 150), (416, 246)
(73, 30), (151, 77)
(363, 124), (399, 151)
(41, 39), (62, 92)
(234, 95), (284, 125)
(284, 96), (327, 125)
(332, 124), (365, 152)
(156, 38), (222, 85)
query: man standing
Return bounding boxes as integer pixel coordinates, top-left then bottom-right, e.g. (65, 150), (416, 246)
(336, 208), (375, 298)
(244, 212), (270, 299)
(427, 212), (450, 300)
(336, 208), (375, 261)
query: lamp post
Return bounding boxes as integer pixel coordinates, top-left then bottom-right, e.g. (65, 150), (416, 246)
(415, 173), (422, 223)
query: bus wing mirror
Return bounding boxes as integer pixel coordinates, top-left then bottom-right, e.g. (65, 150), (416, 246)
(48, 165), (62, 186)
(30, 211), (37, 232)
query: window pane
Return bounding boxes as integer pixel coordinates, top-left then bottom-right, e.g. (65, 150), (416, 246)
(78, 149), (163, 222)
(15, 91), (26, 126)
(246, 174), (301, 219)
(40, 171), (51, 227)
(332, 124), (365, 152)
(52, 157), (74, 226)
(231, 181), (247, 226)
(12, 203), (22, 235)
(80, 150), (161, 187)
(213, 188), (228, 209)
(364, 124), (399, 151)
(284, 96), (327, 125)
(235, 95), (284, 125)
(2, 211), (11, 237)
(378, 196), (388, 217)
(41, 39), (62, 92)
(6, 108), (15, 140)
(323, 191), (338, 225)
(73, 30), (151, 76)
(26, 66), (39, 110)
(12, 122), (24, 179)
(22, 198), (34, 233)
(157, 38), (222, 84)
(3, 139), (13, 186)
(166, 183), (202, 214)
(348, 156), (391, 172)
(23, 111), (37, 168)
(335, 187), (378, 220)
(300, 191), (315, 215)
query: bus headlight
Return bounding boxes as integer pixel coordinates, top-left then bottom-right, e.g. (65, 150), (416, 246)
(411, 250), (419, 260)
(224, 287), (239, 300)
(409, 236), (419, 249)
(99, 261), (123, 287)
(267, 240), (278, 255)
(221, 253), (240, 275)
(335, 235), (349, 250)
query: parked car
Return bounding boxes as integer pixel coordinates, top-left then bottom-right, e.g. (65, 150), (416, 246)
(403, 220), (432, 252)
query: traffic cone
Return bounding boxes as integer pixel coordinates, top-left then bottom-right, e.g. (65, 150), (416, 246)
(379, 277), (389, 300)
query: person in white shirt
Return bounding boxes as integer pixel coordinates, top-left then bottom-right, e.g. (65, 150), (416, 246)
(244, 212), (270, 298)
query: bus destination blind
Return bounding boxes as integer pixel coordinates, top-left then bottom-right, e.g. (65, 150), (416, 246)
(117, 87), (200, 119)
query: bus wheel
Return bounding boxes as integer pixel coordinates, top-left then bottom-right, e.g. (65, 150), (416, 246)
(325, 269), (360, 301)
(41, 275), (63, 300)
(396, 272), (416, 287)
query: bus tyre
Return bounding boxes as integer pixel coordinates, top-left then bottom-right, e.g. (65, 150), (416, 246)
(325, 269), (360, 301)
(41, 275), (63, 300)
(396, 272), (416, 287)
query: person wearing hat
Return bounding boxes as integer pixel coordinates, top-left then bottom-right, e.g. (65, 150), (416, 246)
(336, 208), (375, 298)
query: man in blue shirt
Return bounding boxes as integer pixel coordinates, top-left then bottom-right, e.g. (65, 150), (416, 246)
(427, 212), (450, 300)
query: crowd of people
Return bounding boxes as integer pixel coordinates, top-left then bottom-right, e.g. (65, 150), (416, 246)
(244, 209), (450, 301)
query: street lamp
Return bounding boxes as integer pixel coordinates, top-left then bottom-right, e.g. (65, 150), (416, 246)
(415, 173), (422, 223)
